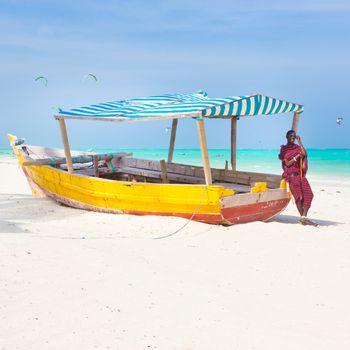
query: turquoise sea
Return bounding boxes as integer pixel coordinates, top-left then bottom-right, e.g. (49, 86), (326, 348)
(1, 147), (349, 183)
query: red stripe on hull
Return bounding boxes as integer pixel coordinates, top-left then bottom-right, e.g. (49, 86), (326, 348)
(123, 198), (289, 225)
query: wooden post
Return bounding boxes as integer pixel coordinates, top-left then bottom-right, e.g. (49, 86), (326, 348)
(92, 155), (99, 177)
(292, 112), (300, 132)
(159, 160), (168, 183)
(231, 117), (237, 171)
(167, 119), (178, 163)
(225, 160), (229, 172)
(224, 160), (229, 179)
(58, 118), (73, 173)
(196, 119), (212, 185)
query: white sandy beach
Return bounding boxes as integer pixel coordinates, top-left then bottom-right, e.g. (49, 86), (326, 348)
(1, 159), (350, 350)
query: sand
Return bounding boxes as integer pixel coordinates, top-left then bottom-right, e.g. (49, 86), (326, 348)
(1, 159), (349, 349)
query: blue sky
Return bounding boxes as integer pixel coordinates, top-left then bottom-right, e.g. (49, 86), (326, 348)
(1, 0), (349, 149)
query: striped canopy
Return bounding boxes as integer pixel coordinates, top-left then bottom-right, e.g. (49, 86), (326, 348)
(56, 91), (304, 122)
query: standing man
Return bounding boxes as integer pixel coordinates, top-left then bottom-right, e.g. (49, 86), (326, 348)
(279, 130), (317, 226)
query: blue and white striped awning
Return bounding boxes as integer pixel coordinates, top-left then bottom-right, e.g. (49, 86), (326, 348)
(56, 91), (304, 122)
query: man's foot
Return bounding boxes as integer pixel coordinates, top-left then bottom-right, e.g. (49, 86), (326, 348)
(299, 217), (318, 226)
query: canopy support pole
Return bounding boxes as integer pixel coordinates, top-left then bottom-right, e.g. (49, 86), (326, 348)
(167, 119), (178, 163)
(159, 160), (168, 183)
(292, 112), (300, 132)
(92, 155), (99, 177)
(196, 119), (212, 185)
(58, 118), (74, 173)
(231, 117), (237, 171)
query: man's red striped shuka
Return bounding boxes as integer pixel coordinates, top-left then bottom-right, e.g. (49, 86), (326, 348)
(279, 143), (314, 208)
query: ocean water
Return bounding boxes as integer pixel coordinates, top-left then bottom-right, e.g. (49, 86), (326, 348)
(1, 147), (349, 182)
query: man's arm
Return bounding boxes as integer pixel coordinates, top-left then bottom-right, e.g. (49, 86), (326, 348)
(296, 135), (307, 157)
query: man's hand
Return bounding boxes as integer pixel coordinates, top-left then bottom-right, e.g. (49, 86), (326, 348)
(296, 135), (301, 143)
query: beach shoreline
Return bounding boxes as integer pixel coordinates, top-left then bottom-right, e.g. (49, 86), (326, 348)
(1, 159), (350, 349)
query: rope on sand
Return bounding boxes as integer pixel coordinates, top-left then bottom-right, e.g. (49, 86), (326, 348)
(152, 186), (208, 240)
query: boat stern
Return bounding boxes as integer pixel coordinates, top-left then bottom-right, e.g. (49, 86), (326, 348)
(219, 188), (290, 225)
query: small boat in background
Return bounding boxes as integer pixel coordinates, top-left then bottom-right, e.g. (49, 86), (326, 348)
(9, 91), (303, 225)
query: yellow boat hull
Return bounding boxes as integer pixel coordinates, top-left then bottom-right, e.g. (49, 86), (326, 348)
(9, 134), (290, 225)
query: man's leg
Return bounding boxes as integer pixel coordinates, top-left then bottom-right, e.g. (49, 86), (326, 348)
(300, 178), (317, 226)
(300, 206), (313, 225)
(302, 207), (309, 217)
(295, 200), (304, 216)
(301, 177), (314, 211)
(290, 177), (316, 225)
(289, 177), (304, 220)
(298, 203), (313, 225)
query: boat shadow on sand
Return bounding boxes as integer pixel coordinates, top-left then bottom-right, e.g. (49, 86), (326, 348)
(0, 194), (86, 234)
(274, 214), (341, 227)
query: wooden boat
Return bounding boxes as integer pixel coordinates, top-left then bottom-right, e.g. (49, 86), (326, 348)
(9, 91), (303, 225)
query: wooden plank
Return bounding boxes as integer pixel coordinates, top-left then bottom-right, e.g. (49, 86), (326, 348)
(168, 163), (202, 177)
(58, 118), (73, 173)
(159, 160), (168, 183)
(120, 167), (204, 184)
(23, 152), (132, 167)
(23, 155), (92, 167)
(124, 158), (201, 177)
(165, 163), (279, 186)
(216, 170), (280, 188)
(25, 145), (92, 159)
(92, 155), (99, 177)
(231, 117), (237, 171)
(123, 158), (281, 187)
(74, 168), (96, 176)
(167, 119), (178, 163)
(125, 158), (137, 168)
(234, 170), (281, 182)
(292, 112), (300, 132)
(196, 119), (212, 185)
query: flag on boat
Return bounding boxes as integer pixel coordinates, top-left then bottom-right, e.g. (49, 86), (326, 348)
(56, 91), (304, 122)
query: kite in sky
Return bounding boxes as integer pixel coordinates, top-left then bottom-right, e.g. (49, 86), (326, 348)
(336, 117), (343, 125)
(83, 73), (98, 82)
(35, 76), (48, 86)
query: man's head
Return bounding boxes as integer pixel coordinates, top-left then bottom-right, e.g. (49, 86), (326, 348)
(286, 130), (296, 144)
